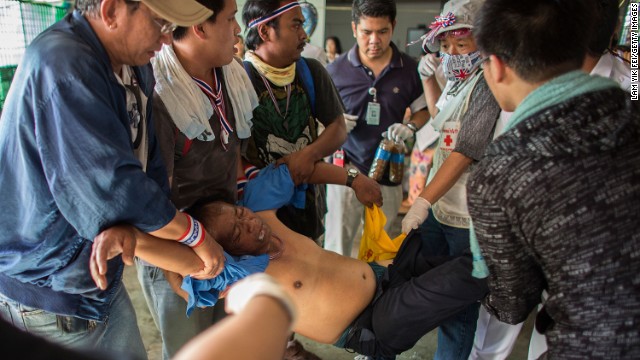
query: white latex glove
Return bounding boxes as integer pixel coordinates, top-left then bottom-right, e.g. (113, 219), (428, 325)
(386, 123), (414, 143)
(344, 113), (358, 133)
(418, 53), (440, 80)
(402, 197), (432, 234)
(226, 273), (297, 330)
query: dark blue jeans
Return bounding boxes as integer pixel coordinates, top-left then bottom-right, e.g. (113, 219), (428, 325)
(419, 210), (480, 360)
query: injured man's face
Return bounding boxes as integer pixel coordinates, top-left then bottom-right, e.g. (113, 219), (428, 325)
(193, 202), (273, 256)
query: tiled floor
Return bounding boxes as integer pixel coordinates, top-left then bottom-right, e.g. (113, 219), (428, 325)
(123, 211), (535, 360)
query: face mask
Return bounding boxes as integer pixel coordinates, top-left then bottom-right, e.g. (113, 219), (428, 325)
(441, 51), (481, 82)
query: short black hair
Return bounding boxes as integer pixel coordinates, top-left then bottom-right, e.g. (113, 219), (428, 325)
(352, 0), (396, 25)
(588, 0), (619, 56)
(242, 0), (282, 51)
(173, 0), (226, 41)
(474, 0), (596, 82)
(326, 36), (343, 54)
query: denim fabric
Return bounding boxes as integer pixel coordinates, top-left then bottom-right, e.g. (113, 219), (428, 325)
(136, 261), (226, 360)
(0, 284), (146, 360)
(0, 10), (175, 320)
(419, 209), (479, 360)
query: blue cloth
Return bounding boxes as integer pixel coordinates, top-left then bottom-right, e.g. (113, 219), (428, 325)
(181, 253), (269, 316)
(327, 43), (426, 185)
(238, 164), (307, 211)
(0, 11), (175, 321)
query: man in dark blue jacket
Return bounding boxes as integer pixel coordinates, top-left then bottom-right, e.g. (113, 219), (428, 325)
(0, 0), (225, 358)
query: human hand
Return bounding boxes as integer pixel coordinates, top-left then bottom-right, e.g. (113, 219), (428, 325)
(401, 197), (432, 234)
(226, 273), (296, 328)
(386, 123), (414, 143)
(164, 270), (189, 302)
(279, 150), (315, 185)
(418, 53), (440, 80)
(90, 224), (137, 290)
(344, 113), (358, 133)
(190, 232), (226, 280)
(351, 172), (383, 208)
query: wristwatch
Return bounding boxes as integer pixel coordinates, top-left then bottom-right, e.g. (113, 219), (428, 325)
(346, 168), (359, 188)
(406, 122), (418, 133)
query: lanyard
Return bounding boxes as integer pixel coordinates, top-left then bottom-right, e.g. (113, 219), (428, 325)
(259, 73), (292, 129)
(192, 69), (234, 150)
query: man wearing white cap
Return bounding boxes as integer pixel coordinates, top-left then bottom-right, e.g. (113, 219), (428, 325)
(0, 0), (226, 358)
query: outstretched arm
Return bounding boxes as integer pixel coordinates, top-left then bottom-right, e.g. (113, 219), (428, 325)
(173, 273), (296, 360)
(90, 224), (203, 289)
(305, 162), (383, 208)
(281, 114), (347, 185)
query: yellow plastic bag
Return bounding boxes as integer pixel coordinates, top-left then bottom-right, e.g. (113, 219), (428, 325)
(358, 205), (406, 263)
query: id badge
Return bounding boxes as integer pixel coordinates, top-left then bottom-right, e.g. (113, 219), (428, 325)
(366, 102), (381, 125)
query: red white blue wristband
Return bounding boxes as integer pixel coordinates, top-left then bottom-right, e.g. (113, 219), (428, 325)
(178, 214), (206, 248)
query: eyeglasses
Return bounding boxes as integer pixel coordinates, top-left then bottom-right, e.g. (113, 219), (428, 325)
(151, 17), (178, 34)
(124, 0), (177, 34)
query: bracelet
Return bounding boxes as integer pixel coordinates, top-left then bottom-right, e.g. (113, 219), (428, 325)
(179, 213), (206, 248)
(406, 122), (418, 133)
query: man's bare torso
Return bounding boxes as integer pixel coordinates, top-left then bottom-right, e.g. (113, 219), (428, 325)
(261, 212), (377, 343)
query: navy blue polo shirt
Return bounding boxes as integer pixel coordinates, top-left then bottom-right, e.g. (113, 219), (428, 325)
(327, 43), (425, 185)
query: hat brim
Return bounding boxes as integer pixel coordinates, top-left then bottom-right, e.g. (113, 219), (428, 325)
(140, 0), (213, 26)
(425, 23), (473, 53)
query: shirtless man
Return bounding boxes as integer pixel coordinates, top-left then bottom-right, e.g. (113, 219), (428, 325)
(95, 201), (487, 358)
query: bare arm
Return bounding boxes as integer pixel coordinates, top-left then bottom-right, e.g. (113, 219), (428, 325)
(173, 295), (292, 360)
(90, 224), (203, 289)
(134, 229), (203, 277)
(149, 210), (225, 280)
(422, 77), (442, 118)
(174, 273), (296, 360)
(305, 162), (382, 208)
(419, 151), (473, 204)
(283, 114), (347, 184)
(407, 109), (430, 130)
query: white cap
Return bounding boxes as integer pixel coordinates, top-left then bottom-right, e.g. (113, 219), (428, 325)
(424, 0), (484, 53)
(132, 0), (213, 26)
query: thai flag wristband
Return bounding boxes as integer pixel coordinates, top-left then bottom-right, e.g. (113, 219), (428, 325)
(178, 213), (206, 248)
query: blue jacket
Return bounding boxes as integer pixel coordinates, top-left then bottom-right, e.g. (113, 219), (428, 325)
(0, 11), (175, 321)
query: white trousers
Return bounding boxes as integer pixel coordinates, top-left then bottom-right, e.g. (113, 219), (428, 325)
(469, 305), (524, 360)
(324, 182), (402, 256)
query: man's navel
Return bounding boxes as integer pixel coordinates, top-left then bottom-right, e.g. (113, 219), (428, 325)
(293, 280), (303, 289)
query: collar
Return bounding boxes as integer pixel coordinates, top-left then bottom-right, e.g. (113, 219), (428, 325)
(590, 52), (614, 78)
(71, 10), (152, 96)
(347, 42), (404, 69)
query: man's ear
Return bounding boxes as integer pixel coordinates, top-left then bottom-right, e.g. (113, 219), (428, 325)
(351, 21), (357, 38)
(100, 0), (119, 29)
(192, 23), (207, 40)
(487, 54), (506, 85)
(258, 23), (271, 42)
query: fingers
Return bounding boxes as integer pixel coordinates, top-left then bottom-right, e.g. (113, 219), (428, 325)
(89, 247), (107, 290)
(401, 218), (418, 235)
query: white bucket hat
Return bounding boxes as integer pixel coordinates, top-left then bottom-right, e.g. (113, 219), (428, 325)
(131, 0), (213, 26)
(422, 0), (484, 53)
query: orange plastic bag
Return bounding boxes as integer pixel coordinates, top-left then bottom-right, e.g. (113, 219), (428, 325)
(358, 205), (406, 263)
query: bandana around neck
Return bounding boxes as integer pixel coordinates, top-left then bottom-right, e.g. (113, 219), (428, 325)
(245, 50), (296, 87)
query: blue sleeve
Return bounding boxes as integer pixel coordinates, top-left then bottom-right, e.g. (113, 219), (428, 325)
(36, 74), (175, 238)
(239, 164), (307, 211)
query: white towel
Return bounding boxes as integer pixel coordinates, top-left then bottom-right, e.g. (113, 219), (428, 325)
(222, 59), (258, 139)
(152, 45), (259, 141)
